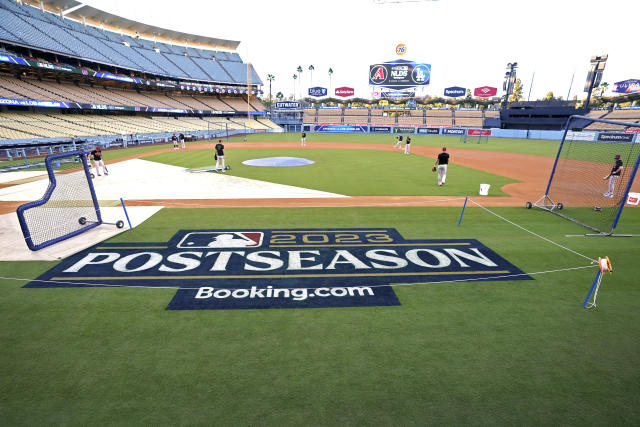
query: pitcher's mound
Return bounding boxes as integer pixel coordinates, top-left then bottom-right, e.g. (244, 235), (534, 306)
(242, 157), (314, 167)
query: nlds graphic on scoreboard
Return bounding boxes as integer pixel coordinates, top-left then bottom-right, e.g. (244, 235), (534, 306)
(25, 228), (531, 310)
(369, 59), (431, 89)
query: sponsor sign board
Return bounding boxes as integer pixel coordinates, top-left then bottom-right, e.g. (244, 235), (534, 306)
(27, 228), (531, 310)
(275, 101), (301, 109)
(473, 86), (498, 97)
(382, 90), (415, 98)
(613, 79), (640, 94)
(597, 132), (635, 143)
(467, 129), (492, 136)
(314, 125), (368, 133)
(394, 127), (416, 134)
(566, 131), (596, 141)
(444, 86), (466, 97)
(370, 126), (392, 133)
(442, 128), (465, 135)
(335, 87), (355, 97)
(417, 127), (440, 135)
(627, 192), (640, 206)
(308, 87), (328, 97)
(369, 59), (431, 89)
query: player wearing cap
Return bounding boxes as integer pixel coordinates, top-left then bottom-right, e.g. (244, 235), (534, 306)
(434, 147), (449, 186)
(603, 154), (623, 198)
(301, 131), (306, 147)
(90, 146), (107, 176)
(393, 135), (403, 150)
(214, 139), (226, 172)
(404, 136), (411, 154)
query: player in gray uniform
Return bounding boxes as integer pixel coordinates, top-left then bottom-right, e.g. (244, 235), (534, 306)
(603, 154), (623, 198)
(434, 147), (449, 186)
(214, 140), (226, 172)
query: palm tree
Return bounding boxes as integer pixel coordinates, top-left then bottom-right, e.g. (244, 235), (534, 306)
(328, 68), (333, 94)
(266, 74), (275, 103)
(276, 91), (283, 100)
(293, 74), (298, 100)
(296, 66), (303, 98)
(308, 64), (314, 86)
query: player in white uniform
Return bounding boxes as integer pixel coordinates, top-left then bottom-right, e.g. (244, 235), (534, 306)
(90, 146), (107, 176)
(393, 135), (403, 150)
(214, 140), (226, 172)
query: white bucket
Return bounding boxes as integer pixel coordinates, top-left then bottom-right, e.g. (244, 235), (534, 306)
(479, 183), (490, 196)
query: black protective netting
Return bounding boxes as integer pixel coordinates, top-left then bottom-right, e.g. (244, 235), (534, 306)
(545, 117), (640, 233)
(21, 154), (99, 248)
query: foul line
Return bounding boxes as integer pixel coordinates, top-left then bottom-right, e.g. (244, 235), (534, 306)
(468, 198), (597, 263)
(0, 264), (596, 291)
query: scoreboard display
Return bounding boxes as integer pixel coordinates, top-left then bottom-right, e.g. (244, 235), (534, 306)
(369, 59), (431, 89)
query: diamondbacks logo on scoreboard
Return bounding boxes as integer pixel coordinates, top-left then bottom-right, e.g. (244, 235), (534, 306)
(25, 229), (531, 310)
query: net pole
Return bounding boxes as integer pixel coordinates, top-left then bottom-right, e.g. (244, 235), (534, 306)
(543, 115), (573, 196)
(610, 143), (640, 233)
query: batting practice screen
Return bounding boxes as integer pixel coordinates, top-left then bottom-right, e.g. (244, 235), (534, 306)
(17, 151), (102, 250)
(541, 115), (640, 234)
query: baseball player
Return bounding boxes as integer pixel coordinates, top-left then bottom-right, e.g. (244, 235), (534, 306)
(172, 133), (178, 150)
(404, 136), (411, 155)
(393, 135), (403, 150)
(214, 139), (226, 172)
(179, 133), (186, 149)
(90, 146), (108, 176)
(434, 147), (449, 186)
(603, 154), (623, 198)
(301, 131), (306, 147)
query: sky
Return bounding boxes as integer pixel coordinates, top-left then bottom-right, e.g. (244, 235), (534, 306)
(80, 0), (640, 101)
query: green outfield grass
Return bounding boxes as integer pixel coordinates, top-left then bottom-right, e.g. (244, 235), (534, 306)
(227, 132), (563, 157)
(144, 148), (517, 196)
(1, 205), (639, 425)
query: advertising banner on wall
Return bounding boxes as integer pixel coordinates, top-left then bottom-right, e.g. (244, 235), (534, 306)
(467, 129), (492, 136)
(613, 79), (640, 94)
(308, 87), (328, 97)
(335, 87), (355, 97)
(597, 132), (635, 143)
(417, 127), (441, 134)
(369, 59), (431, 89)
(473, 86), (498, 97)
(442, 128), (465, 135)
(370, 126), (392, 133)
(444, 86), (466, 97)
(394, 127), (416, 134)
(313, 125), (368, 133)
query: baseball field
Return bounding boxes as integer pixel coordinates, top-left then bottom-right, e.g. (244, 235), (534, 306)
(1, 133), (639, 425)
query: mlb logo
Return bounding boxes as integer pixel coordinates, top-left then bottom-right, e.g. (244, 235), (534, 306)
(177, 232), (263, 248)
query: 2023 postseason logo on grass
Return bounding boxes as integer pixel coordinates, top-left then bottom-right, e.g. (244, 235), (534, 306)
(25, 229), (532, 310)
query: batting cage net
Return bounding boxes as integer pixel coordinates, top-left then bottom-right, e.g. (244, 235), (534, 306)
(17, 151), (102, 250)
(534, 115), (640, 234)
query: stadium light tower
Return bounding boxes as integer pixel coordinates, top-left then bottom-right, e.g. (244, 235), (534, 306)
(502, 62), (517, 108)
(583, 54), (608, 110)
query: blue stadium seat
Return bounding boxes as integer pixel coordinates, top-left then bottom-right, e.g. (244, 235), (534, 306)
(191, 57), (233, 82)
(218, 61), (261, 84)
(162, 52), (209, 81)
(136, 48), (186, 78)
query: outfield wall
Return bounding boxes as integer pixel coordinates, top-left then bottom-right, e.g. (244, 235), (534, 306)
(307, 125), (569, 140)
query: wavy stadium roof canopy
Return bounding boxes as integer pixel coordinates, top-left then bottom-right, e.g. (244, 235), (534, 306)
(23, 0), (240, 51)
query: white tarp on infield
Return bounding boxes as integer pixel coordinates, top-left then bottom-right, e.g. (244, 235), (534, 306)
(0, 206), (163, 261)
(0, 158), (347, 201)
